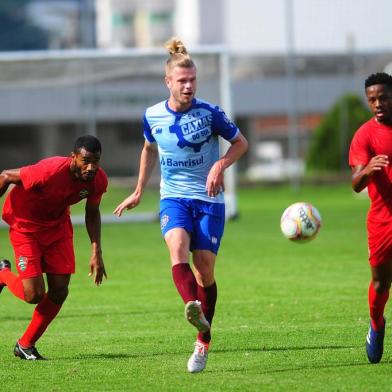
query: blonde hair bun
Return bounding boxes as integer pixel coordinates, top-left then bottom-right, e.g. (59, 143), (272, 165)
(165, 37), (188, 56)
(164, 37), (195, 74)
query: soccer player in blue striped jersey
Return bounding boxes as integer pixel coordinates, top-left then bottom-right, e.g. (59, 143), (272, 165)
(114, 37), (248, 373)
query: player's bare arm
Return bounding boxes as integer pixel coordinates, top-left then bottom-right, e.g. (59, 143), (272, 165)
(0, 169), (21, 197)
(206, 133), (248, 197)
(351, 154), (389, 193)
(113, 141), (158, 216)
(85, 200), (106, 285)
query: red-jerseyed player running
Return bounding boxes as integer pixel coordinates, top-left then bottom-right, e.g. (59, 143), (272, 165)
(349, 72), (392, 363)
(0, 135), (107, 360)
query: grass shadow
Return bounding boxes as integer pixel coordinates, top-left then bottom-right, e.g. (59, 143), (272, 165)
(213, 344), (359, 354)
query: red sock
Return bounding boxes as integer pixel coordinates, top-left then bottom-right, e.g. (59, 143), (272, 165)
(369, 281), (389, 331)
(197, 340), (210, 350)
(172, 263), (197, 304)
(0, 269), (25, 300)
(19, 294), (62, 348)
(197, 282), (217, 344)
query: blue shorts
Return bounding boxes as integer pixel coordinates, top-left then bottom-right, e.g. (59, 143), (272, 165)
(159, 198), (225, 255)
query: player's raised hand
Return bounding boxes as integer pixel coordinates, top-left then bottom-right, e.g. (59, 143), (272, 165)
(113, 192), (141, 217)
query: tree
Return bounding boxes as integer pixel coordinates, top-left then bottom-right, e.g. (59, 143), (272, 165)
(0, 0), (49, 51)
(306, 94), (371, 172)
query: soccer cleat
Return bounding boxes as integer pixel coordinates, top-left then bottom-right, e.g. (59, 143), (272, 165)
(187, 341), (209, 373)
(14, 342), (46, 360)
(366, 318), (386, 364)
(0, 259), (11, 294)
(185, 300), (210, 333)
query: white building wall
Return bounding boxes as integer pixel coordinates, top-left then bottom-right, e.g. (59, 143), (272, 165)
(96, 0), (112, 48)
(96, 0), (174, 49)
(173, 0), (392, 54)
(173, 0), (200, 45)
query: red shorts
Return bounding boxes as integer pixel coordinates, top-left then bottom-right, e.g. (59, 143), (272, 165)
(9, 220), (75, 279)
(368, 217), (392, 267)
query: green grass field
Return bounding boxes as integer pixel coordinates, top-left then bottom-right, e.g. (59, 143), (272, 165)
(0, 183), (387, 391)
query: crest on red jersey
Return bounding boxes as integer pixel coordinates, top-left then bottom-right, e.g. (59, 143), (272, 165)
(18, 256), (28, 272)
(79, 189), (89, 199)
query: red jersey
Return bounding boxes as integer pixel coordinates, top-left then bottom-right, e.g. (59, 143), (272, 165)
(349, 118), (392, 265)
(2, 156), (108, 232)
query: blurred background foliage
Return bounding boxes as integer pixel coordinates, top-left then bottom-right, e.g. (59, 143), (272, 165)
(306, 94), (371, 173)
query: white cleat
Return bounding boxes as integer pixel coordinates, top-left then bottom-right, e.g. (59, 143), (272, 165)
(185, 300), (210, 333)
(187, 341), (208, 373)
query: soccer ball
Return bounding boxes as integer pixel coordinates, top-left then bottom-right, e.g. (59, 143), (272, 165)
(280, 202), (322, 242)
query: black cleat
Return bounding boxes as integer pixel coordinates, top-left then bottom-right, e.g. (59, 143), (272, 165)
(0, 259), (11, 294)
(14, 342), (46, 360)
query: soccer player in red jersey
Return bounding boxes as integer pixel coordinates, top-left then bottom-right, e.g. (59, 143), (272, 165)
(0, 135), (108, 360)
(349, 72), (392, 363)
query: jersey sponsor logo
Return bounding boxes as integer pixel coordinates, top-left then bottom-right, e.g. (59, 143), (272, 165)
(18, 256), (28, 272)
(79, 189), (89, 199)
(160, 156), (204, 167)
(180, 115), (211, 135)
(153, 127), (162, 135)
(169, 114), (212, 152)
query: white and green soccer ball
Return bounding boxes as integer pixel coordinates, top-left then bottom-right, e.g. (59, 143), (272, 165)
(280, 202), (322, 242)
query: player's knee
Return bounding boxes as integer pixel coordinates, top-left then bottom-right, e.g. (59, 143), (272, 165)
(194, 269), (214, 287)
(373, 280), (391, 293)
(48, 287), (69, 304)
(24, 290), (45, 304)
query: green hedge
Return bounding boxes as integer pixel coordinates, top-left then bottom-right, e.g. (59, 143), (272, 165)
(306, 94), (371, 172)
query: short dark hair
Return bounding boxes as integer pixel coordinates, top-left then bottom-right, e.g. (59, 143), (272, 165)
(74, 135), (102, 154)
(365, 72), (392, 90)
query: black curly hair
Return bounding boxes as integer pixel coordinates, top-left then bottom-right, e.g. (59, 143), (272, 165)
(74, 135), (102, 154)
(365, 72), (392, 90)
